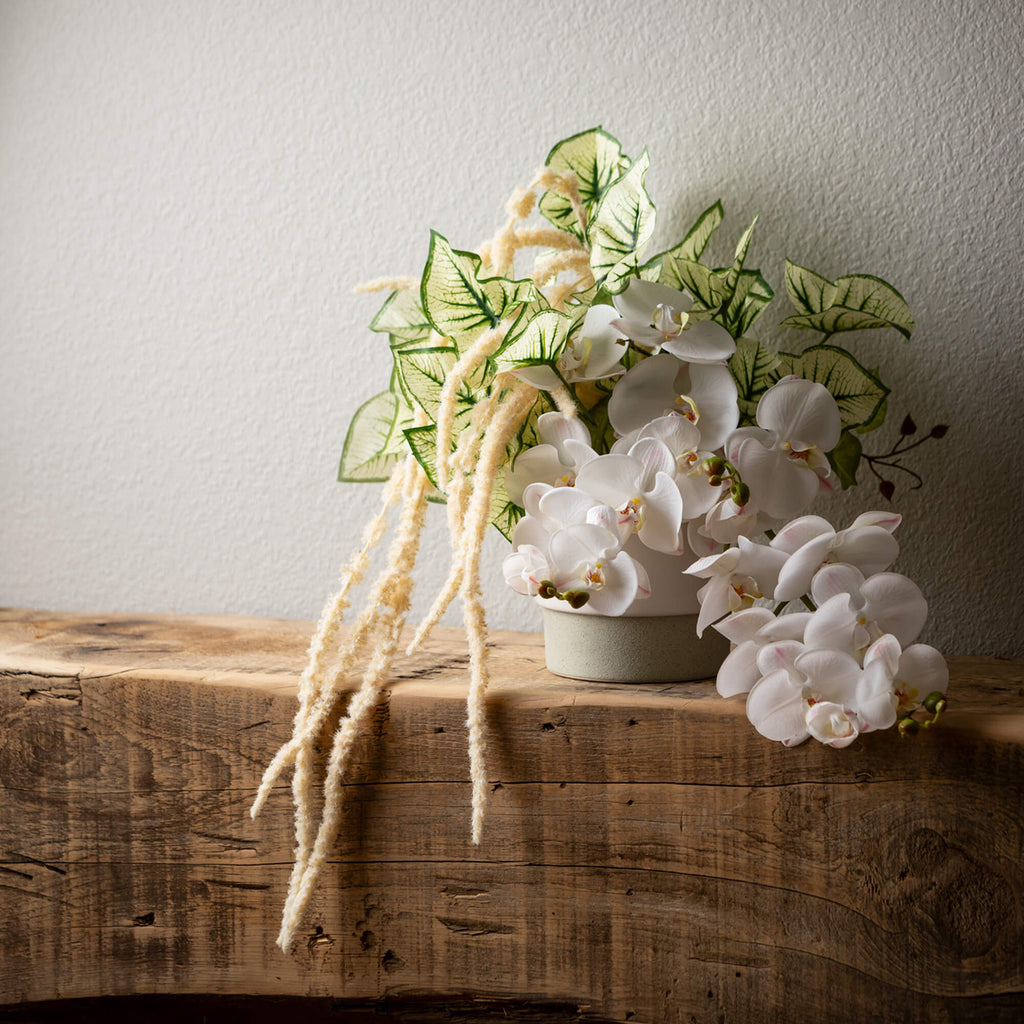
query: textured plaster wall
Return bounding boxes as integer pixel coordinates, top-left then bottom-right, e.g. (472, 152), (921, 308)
(2, 0), (1022, 655)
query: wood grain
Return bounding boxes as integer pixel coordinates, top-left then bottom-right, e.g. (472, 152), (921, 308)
(0, 609), (1022, 1022)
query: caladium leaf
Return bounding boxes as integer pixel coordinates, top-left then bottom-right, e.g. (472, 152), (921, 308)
(827, 429), (863, 489)
(339, 390), (414, 483)
(730, 337), (782, 422)
(494, 309), (573, 375)
(719, 215), (758, 303)
(777, 344), (889, 431)
(588, 150), (655, 293)
(538, 127), (631, 241)
(370, 288), (433, 344)
(420, 232), (535, 350)
(785, 260), (837, 316)
(724, 270), (774, 337)
(644, 200), (725, 281)
(659, 256), (727, 309)
(395, 345), (492, 419)
(781, 273), (914, 339)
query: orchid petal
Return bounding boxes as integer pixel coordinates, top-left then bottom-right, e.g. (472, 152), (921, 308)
(746, 670), (809, 744)
(716, 641), (762, 697)
(756, 378), (842, 452)
(660, 318), (736, 364)
(794, 648), (862, 704)
(805, 702), (860, 748)
(833, 526), (900, 577)
(861, 573), (928, 647)
(810, 563), (867, 608)
(773, 532), (835, 602)
(770, 515), (834, 554)
(803, 593), (863, 653)
(714, 607), (776, 644)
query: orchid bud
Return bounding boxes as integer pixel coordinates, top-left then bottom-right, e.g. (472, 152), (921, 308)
(538, 581), (557, 600)
(564, 590), (590, 609)
(923, 692), (946, 715)
(730, 482), (750, 507)
(704, 457), (725, 477)
(898, 717), (920, 738)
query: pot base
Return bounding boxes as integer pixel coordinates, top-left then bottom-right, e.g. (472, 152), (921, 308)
(541, 608), (728, 683)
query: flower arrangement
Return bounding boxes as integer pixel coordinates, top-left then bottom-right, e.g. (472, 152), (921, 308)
(255, 127), (947, 950)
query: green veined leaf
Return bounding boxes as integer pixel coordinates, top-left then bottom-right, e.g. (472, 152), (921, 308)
(420, 232), (535, 350)
(339, 390), (412, 482)
(780, 273), (914, 339)
(370, 288), (433, 344)
(724, 270), (774, 337)
(660, 256), (727, 309)
(781, 344), (890, 430)
(645, 200), (725, 280)
(494, 309), (573, 374)
(855, 393), (888, 434)
(729, 338), (782, 422)
(537, 127), (631, 241)
(588, 150), (656, 293)
(785, 260), (837, 316)
(403, 423), (442, 489)
(827, 429), (863, 489)
(719, 215), (758, 303)
(395, 345), (492, 419)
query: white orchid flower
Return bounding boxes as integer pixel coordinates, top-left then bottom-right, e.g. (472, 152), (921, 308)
(807, 565), (929, 651)
(613, 415), (726, 521)
(504, 413), (597, 506)
(610, 279), (735, 363)
(699, 494), (771, 545)
(608, 352), (739, 450)
(573, 442), (684, 554)
(513, 304), (628, 391)
(771, 511), (902, 602)
(685, 538), (789, 636)
(502, 526), (640, 614)
(863, 634), (948, 716)
(726, 377), (842, 521)
(710, 608), (811, 696)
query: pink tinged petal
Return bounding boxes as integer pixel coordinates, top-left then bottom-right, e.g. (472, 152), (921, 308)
(898, 644), (949, 696)
(848, 510), (902, 534)
(585, 551), (641, 615)
(794, 648), (862, 704)
(716, 641), (762, 697)
(774, 532), (835, 602)
(861, 573), (928, 648)
(746, 670), (810, 744)
(810, 563), (867, 608)
(756, 640), (807, 680)
(637, 472), (685, 553)
(502, 545), (548, 596)
(714, 607), (776, 644)
(770, 515), (834, 554)
(805, 702), (860, 748)
(686, 519), (724, 559)
(833, 526), (900, 577)
(756, 378), (842, 452)
(803, 593), (862, 653)
(660, 319), (736, 364)
(687, 363), (740, 451)
(522, 482), (552, 519)
(628, 438), (677, 489)
(863, 633), (902, 676)
(585, 503), (621, 536)
(574, 454), (641, 507)
(562, 438), (598, 472)
(757, 611), (812, 643)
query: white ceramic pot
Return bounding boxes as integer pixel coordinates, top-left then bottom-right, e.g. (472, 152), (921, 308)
(540, 538), (728, 683)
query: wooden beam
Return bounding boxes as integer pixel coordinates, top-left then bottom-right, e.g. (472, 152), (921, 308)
(0, 609), (1022, 1021)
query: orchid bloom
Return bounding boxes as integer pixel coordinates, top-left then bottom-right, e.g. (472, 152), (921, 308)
(726, 377), (842, 521)
(710, 607), (811, 696)
(608, 352), (739, 451)
(685, 538), (789, 636)
(513, 304), (628, 391)
(502, 521), (649, 616)
(863, 633), (949, 716)
(610, 279), (736, 363)
(503, 413), (597, 507)
(572, 440), (684, 554)
(771, 510), (902, 602)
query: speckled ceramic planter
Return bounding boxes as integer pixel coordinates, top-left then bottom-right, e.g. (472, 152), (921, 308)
(541, 606), (728, 682)
(538, 538), (728, 683)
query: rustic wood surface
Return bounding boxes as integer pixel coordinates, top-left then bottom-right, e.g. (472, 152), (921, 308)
(0, 608), (1021, 1022)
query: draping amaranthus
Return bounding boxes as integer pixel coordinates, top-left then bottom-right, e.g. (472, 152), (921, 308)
(255, 127), (946, 951)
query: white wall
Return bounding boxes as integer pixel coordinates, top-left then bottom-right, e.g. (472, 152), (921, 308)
(2, 0), (1021, 656)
